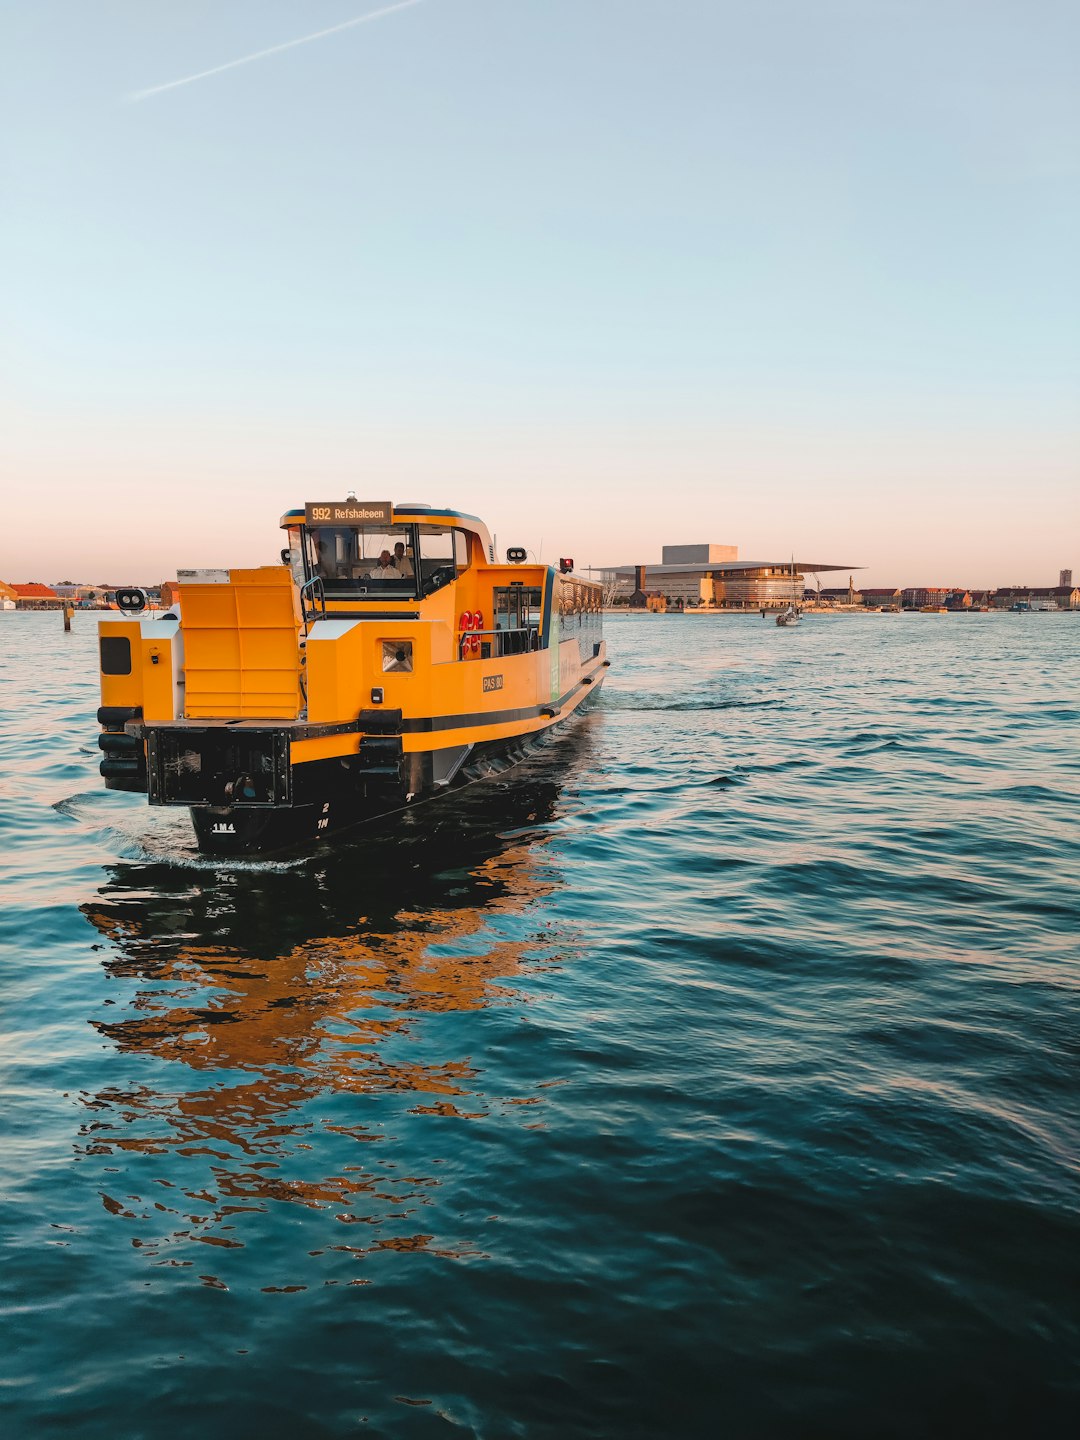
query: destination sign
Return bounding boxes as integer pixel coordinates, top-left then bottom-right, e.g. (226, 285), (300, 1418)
(304, 501), (393, 527)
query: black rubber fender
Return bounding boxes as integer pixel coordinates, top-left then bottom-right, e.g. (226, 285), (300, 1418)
(97, 705), (143, 727)
(99, 756), (144, 780)
(98, 732), (141, 753)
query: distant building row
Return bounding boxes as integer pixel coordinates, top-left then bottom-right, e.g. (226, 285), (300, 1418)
(816, 585), (1080, 610)
(0, 581), (163, 610)
(597, 545), (1078, 611)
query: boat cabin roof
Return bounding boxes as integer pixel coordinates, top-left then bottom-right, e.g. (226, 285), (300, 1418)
(280, 503), (492, 554)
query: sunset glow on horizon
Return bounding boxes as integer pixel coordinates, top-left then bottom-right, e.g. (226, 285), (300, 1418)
(2, 1), (1077, 587)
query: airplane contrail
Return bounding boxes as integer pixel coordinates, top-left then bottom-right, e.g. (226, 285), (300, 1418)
(128, 0), (431, 102)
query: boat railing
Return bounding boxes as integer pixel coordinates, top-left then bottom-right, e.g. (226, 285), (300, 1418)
(457, 625), (540, 660)
(299, 576), (326, 627)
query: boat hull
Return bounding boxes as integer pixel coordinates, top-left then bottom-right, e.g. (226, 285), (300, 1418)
(186, 691), (602, 856)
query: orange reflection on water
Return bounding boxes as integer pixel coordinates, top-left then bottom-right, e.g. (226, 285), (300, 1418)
(75, 777), (573, 1261)
(85, 834), (557, 1087)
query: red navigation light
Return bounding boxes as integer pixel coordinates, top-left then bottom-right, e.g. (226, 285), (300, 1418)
(559, 558), (574, 574)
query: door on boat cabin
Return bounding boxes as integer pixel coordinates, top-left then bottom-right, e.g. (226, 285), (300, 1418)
(493, 584), (542, 656)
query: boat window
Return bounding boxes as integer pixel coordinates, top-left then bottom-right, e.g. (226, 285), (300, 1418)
(493, 585), (542, 653)
(554, 576), (602, 659)
(517, 586), (541, 628)
(285, 526), (305, 588)
(306, 525), (417, 597)
(417, 526), (470, 595)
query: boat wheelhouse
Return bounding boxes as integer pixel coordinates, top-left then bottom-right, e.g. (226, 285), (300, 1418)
(96, 502), (607, 854)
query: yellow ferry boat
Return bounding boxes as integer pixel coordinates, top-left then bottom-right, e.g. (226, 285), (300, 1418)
(96, 501), (607, 854)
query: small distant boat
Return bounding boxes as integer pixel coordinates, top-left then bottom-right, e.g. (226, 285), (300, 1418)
(776, 557), (801, 626)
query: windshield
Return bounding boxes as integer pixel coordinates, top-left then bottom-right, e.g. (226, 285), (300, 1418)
(306, 525), (417, 597)
(415, 525), (469, 595)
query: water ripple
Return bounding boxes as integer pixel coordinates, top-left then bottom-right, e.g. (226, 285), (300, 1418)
(1, 610), (1078, 1436)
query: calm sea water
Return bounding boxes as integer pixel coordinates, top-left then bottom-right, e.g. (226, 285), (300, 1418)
(1, 609), (1078, 1438)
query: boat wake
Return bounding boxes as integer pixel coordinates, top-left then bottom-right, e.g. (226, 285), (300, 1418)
(601, 694), (782, 713)
(49, 789), (302, 870)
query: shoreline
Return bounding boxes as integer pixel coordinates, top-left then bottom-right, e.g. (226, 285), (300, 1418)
(602, 607), (1075, 617)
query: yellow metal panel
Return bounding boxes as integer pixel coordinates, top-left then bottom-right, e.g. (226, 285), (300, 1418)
(180, 567), (300, 719)
(422, 584), (457, 664)
(304, 624), (361, 723)
(140, 636), (176, 721)
(305, 621), (436, 723)
(423, 648), (547, 719)
(99, 620), (144, 711)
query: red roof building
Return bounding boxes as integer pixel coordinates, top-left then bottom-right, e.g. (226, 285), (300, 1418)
(9, 582), (62, 608)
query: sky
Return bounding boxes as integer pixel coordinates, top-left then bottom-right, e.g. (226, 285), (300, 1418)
(1, 0), (1077, 586)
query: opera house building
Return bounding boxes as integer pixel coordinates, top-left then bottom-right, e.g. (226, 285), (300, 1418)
(599, 544), (856, 608)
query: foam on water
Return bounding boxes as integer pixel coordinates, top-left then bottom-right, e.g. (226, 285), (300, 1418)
(1, 609), (1078, 1437)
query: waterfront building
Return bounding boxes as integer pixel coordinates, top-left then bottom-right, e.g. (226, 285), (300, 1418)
(901, 587), (951, 609)
(859, 587), (902, 607)
(661, 543), (739, 566)
(700, 565), (816, 609)
(991, 587), (1028, 608)
(1037, 585), (1080, 609)
(607, 544), (857, 608)
(991, 585), (1080, 610)
(52, 583), (111, 608)
(9, 582), (63, 609)
(816, 584), (859, 606)
(1061, 569), (1073, 588)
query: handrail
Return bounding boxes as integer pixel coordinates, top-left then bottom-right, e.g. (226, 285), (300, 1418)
(457, 625), (539, 660)
(299, 575), (326, 628)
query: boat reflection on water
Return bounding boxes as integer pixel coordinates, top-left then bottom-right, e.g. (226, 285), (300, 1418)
(76, 738), (586, 1270)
